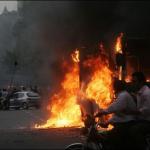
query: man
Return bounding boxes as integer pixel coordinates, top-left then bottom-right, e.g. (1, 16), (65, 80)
(132, 72), (150, 121)
(129, 71), (150, 149)
(95, 79), (137, 149)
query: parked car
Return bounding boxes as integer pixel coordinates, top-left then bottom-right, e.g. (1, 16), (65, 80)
(9, 91), (41, 109)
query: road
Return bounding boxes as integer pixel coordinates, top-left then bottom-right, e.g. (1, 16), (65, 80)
(0, 108), (84, 149)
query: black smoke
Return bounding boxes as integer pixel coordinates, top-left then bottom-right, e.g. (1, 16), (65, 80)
(15, 1), (150, 91)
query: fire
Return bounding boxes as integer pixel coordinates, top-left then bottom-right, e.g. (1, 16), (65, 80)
(118, 66), (123, 80)
(125, 75), (131, 83)
(147, 79), (150, 82)
(71, 49), (80, 63)
(115, 32), (123, 54)
(83, 56), (113, 108)
(115, 32), (124, 80)
(35, 54), (82, 128)
(35, 47), (113, 129)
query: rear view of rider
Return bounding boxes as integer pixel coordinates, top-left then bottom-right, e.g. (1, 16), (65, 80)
(129, 72), (150, 149)
(95, 79), (137, 149)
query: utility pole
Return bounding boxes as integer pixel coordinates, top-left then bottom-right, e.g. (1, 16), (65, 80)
(10, 61), (18, 87)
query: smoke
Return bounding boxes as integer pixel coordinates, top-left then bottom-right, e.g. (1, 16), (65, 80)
(14, 1), (150, 91)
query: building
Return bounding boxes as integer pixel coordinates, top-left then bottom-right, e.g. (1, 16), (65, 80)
(0, 6), (19, 87)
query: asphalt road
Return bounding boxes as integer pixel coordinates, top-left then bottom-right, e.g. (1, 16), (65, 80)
(0, 108), (84, 149)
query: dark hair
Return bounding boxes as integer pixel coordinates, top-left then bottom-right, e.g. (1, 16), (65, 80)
(113, 79), (126, 92)
(132, 72), (146, 83)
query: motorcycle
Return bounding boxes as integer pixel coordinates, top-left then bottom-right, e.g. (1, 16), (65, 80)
(65, 118), (150, 150)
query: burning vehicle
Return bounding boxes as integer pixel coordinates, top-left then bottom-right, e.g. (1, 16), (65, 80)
(34, 34), (124, 129)
(34, 32), (150, 138)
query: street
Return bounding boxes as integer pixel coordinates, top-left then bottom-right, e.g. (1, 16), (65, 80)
(0, 109), (84, 149)
(1, 1), (149, 150)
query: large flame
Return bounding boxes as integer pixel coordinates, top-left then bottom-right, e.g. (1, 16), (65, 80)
(84, 56), (113, 108)
(36, 55), (82, 128)
(35, 47), (113, 128)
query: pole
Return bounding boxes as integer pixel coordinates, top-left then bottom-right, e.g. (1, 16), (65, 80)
(9, 61), (18, 87)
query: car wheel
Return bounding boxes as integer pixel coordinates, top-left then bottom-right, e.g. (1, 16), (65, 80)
(22, 103), (29, 110)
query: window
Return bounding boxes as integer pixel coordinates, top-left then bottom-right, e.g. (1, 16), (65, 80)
(13, 93), (18, 98)
(27, 92), (39, 97)
(13, 93), (24, 98)
(18, 93), (24, 98)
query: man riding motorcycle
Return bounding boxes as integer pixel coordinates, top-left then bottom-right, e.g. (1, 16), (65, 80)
(95, 79), (137, 149)
(66, 77), (150, 150)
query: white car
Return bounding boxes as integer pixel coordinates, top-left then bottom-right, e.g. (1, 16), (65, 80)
(9, 91), (41, 109)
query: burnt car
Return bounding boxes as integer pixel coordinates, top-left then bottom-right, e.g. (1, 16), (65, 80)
(9, 91), (41, 109)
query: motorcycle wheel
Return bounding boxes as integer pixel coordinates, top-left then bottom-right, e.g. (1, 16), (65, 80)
(65, 143), (83, 150)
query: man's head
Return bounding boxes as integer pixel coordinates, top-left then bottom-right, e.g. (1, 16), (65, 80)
(132, 72), (146, 91)
(113, 79), (126, 94)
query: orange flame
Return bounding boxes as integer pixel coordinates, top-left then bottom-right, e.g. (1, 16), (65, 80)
(147, 79), (150, 82)
(35, 50), (82, 128)
(125, 75), (131, 83)
(115, 32), (123, 54)
(115, 33), (124, 80)
(71, 49), (80, 63)
(84, 56), (113, 108)
(35, 47), (113, 129)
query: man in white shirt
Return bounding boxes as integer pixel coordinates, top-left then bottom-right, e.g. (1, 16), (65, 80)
(129, 72), (150, 149)
(95, 79), (137, 149)
(95, 79), (137, 124)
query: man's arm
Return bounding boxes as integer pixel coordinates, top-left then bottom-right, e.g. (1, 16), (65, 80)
(95, 94), (127, 117)
(105, 94), (127, 114)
